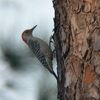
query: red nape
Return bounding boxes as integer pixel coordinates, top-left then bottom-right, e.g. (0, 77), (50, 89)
(22, 33), (27, 44)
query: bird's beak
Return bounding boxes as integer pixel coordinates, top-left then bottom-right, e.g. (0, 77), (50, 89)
(31, 25), (37, 32)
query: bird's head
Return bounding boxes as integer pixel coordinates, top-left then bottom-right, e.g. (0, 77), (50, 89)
(22, 25), (37, 43)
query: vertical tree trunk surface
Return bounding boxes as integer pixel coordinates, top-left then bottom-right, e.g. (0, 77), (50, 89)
(53, 0), (100, 100)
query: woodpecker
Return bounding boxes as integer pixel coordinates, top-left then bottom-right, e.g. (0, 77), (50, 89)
(22, 25), (58, 80)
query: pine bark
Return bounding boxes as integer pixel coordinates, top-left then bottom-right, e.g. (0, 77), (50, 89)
(53, 0), (100, 100)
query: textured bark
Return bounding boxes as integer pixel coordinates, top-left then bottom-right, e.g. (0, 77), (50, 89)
(53, 0), (100, 100)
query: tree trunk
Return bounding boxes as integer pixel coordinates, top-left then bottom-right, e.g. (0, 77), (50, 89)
(53, 0), (100, 100)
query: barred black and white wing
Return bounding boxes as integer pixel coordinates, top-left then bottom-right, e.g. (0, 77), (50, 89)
(28, 40), (53, 71)
(28, 39), (58, 79)
(28, 40), (48, 67)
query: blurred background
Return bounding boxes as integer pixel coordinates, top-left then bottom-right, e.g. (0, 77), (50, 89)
(0, 0), (57, 100)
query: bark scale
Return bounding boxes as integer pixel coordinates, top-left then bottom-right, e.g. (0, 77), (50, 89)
(53, 0), (100, 100)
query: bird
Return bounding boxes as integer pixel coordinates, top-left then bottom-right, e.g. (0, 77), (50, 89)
(22, 25), (58, 80)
